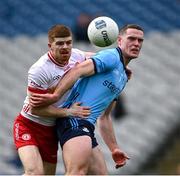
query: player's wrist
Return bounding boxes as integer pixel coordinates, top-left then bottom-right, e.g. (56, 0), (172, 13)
(111, 146), (120, 153)
(65, 108), (73, 117)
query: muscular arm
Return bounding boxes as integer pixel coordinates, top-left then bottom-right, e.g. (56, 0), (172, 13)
(97, 101), (118, 152)
(28, 89), (90, 118)
(29, 57), (95, 116)
(29, 59), (94, 117)
(30, 102), (90, 118)
(97, 101), (129, 168)
(53, 59), (95, 100)
(30, 105), (70, 118)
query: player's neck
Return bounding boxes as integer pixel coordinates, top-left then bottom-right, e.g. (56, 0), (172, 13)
(123, 57), (131, 66)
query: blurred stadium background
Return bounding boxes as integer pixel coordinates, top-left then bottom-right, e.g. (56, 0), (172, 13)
(0, 0), (180, 175)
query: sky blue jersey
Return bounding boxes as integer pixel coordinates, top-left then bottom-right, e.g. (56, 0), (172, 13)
(63, 47), (128, 125)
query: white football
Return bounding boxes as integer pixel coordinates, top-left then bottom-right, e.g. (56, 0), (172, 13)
(87, 16), (119, 47)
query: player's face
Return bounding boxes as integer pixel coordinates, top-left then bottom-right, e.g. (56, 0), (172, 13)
(49, 36), (72, 65)
(118, 28), (144, 59)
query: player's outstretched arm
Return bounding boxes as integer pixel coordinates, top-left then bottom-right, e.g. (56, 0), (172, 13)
(30, 102), (90, 118)
(53, 59), (95, 99)
(29, 59), (95, 107)
(29, 92), (58, 107)
(97, 101), (129, 169)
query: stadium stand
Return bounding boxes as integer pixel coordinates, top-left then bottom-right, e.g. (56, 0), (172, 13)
(0, 0), (180, 174)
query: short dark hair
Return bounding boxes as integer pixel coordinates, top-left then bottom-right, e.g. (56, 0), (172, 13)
(48, 24), (72, 43)
(119, 24), (144, 35)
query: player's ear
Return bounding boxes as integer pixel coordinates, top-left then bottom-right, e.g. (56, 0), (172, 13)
(48, 43), (51, 49)
(117, 35), (122, 45)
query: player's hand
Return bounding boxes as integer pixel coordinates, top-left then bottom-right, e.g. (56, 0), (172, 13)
(126, 67), (132, 80)
(112, 148), (130, 169)
(66, 102), (91, 118)
(29, 93), (59, 107)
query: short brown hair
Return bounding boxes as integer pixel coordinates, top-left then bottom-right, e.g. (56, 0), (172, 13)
(48, 24), (72, 43)
(119, 24), (144, 35)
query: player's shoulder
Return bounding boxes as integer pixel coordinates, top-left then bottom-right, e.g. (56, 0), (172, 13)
(95, 47), (118, 60)
(100, 47), (117, 55)
(29, 52), (51, 74)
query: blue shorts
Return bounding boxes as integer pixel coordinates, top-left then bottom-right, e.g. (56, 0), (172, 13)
(56, 118), (98, 148)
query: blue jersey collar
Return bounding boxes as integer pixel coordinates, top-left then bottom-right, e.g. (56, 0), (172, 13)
(116, 47), (126, 71)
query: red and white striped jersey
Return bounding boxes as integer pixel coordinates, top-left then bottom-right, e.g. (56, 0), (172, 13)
(20, 48), (86, 126)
